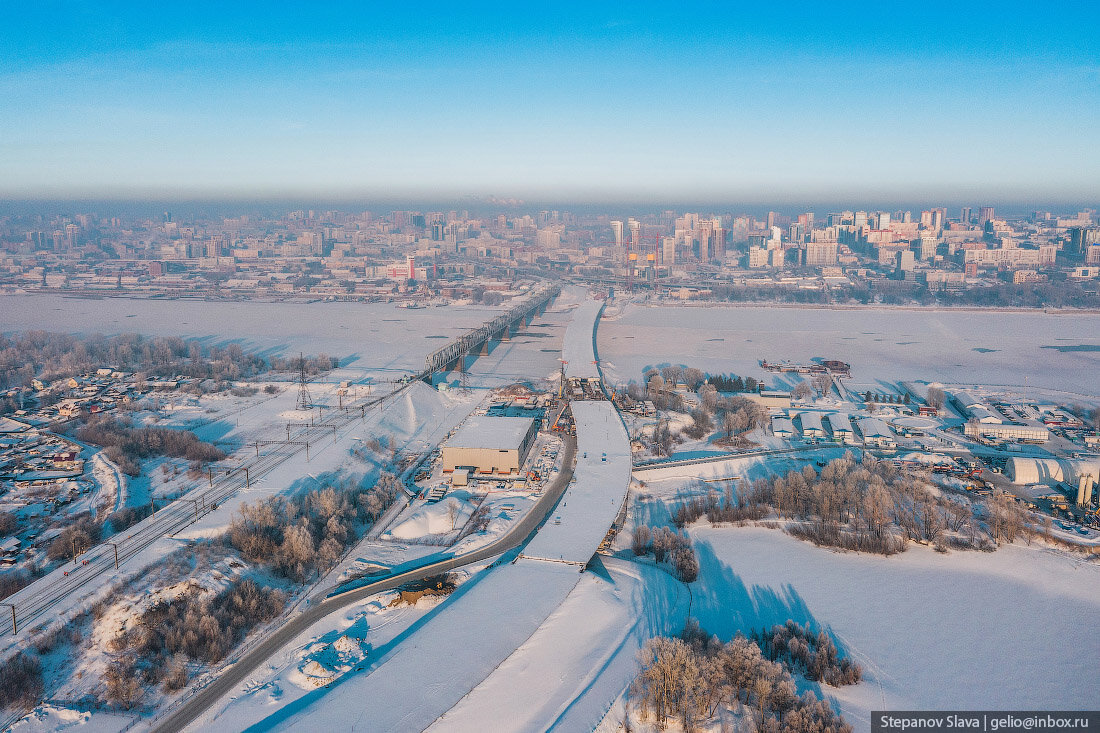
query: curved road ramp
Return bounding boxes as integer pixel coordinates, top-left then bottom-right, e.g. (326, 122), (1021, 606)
(234, 401), (630, 732)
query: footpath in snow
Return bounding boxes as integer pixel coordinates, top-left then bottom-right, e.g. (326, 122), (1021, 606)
(243, 401), (631, 732)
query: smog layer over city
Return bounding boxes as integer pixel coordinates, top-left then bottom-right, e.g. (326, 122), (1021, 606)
(0, 4), (1097, 733)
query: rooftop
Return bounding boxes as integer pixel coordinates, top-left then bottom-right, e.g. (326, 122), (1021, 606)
(448, 415), (536, 450)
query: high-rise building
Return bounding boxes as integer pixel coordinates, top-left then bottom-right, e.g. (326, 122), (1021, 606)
(1069, 227), (1100, 257)
(917, 235), (938, 261)
(628, 219), (641, 251)
(610, 220), (624, 247)
(960, 207), (972, 225)
(978, 206), (995, 226)
(662, 237), (676, 265)
(748, 246), (768, 268)
(805, 241), (838, 266)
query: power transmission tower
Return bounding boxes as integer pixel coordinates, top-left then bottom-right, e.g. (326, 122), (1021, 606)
(296, 353), (313, 410)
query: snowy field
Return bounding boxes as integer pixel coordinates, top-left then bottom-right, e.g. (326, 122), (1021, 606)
(599, 303), (1100, 397)
(685, 526), (1100, 733)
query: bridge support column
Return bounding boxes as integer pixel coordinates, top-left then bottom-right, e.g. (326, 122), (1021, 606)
(480, 340), (490, 356)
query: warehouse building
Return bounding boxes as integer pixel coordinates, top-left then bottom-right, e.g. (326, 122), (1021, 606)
(771, 416), (795, 439)
(442, 416), (539, 475)
(797, 411), (825, 439)
(964, 422), (1049, 443)
(856, 417), (897, 449)
(745, 390), (792, 409)
(951, 391), (1003, 424)
(827, 413), (855, 443)
(1007, 457), (1100, 488)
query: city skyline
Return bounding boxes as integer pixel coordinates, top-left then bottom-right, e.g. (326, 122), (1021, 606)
(2, 2), (1098, 202)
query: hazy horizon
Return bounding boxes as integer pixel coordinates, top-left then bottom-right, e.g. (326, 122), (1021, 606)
(1, 196), (1097, 222)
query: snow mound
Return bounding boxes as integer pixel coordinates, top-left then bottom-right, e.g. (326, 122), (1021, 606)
(11, 705), (93, 732)
(291, 633), (370, 690)
(333, 634), (366, 655)
(300, 660), (336, 685)
(897, 451), (952, 464)
(388, 496), (474, 539)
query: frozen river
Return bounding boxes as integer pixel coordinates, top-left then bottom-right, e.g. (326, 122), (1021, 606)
(0, 293), (507, 376)
(598, 303), (1100, 397)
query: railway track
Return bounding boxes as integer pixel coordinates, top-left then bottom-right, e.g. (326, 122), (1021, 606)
(2, 385), (407, 637)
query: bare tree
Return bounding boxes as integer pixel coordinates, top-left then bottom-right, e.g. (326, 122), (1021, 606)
(682, 368), (705, 391)
(661, 366), (683, 388)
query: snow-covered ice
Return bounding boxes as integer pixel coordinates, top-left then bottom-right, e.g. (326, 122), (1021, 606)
(599, 303), (1100, 396)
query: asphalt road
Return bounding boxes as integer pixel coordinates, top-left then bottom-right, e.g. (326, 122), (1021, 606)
(152, 432), (577, 733)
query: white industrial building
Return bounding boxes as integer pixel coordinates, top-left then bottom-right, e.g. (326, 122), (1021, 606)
(797, 411), (825, 439)
(442, 416), (539, 475)
(951, 391), (1003, 424)
(1007, 457), (1100, 487)
(964, 422), (1049, 443)
(772, 417), (795, 439)
(856, 417), (897, 448)
(827, 413), (855, 443)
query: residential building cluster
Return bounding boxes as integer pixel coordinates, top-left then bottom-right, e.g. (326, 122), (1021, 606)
(1, 205), (1097, 302)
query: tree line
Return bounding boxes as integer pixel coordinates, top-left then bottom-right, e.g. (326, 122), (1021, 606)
(669, 454), (1031, 555)
(0, 331), (271, 392)
(106, 577), (285, 705)
(75, 416), (226, 477)
(629, 620), (856, 732)
(227, 473), (403, 583)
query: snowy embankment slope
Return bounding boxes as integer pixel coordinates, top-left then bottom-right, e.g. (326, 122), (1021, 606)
(688, 526), (1100, 732)
(252, 561), (585, 732)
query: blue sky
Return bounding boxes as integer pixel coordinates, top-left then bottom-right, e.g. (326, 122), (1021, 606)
(1, 2), (1097, 202)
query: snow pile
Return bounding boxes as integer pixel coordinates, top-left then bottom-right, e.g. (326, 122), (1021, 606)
(290, 634), (371, 690)
(896, 451), (951, 464)
(10, 705), (131, 733)
(387, 495), (474, 539)
(375, 380), (479, 449)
